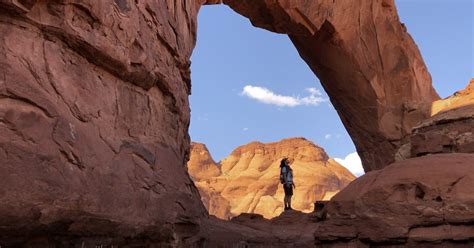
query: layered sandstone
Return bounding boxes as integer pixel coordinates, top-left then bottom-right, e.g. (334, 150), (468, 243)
(431, 78), (474, 115)
(223, 0), (440, 171)
(394, 79), (474, 160)
(188, 138), (356, 219)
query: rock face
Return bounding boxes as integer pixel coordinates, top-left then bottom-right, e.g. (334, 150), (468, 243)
(188, 138), (355, 219)
(223, 0), (440, 172)
(315, 154), (474, 246)
(188, 142), (233, 220)
(394, 79), (474, 160)
(411, 105), (474, 157)
(188, 142), (221, 181)
(431, 78), (474, 116)
(0, 0), (207, 245)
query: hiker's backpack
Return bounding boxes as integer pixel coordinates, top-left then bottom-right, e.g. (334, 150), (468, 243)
(280, 166), (287, 184)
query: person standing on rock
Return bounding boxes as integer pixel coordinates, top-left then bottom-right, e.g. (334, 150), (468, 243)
(280, 158), (296, 211)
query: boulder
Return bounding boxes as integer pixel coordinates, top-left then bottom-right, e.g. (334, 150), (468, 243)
(315, 154), (474, 246)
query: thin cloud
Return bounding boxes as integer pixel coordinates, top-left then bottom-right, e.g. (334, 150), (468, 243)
(324, 134), (332, 140)
(335, 152), (365, 177)
(242, 127), (249, 131)
(241, 85), (327, 107)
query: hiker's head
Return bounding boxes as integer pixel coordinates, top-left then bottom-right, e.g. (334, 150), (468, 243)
(280, 158), (289, 167)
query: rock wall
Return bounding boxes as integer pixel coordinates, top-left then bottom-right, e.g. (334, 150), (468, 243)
(0, 0), (208, 246)
(188, 138), (355, 219)
(223, 0), (440, 172)
(405, 79), (474, 159)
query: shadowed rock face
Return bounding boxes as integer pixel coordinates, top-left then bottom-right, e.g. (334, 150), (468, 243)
(0, 0), (207, 245)
(188, 138), (355, 219)
(223, 0), (440, 172)
(317, 154), (474, 245)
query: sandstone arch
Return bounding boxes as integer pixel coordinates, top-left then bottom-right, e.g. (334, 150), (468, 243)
(0, 0), (441, 245)
(217, 0), (440, 171)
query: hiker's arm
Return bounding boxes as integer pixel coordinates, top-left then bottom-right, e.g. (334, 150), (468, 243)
(292, 183), (296, 189)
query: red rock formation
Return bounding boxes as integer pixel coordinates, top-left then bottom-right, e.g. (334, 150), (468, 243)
(188, 138), (355, 219)
(187, 142), (233, 219)
(315, 154), (474, 246)
(188, 142), (221, 181)
(223, 0), (440, 172)
(431, 78), (474, 115)
(0, 0), (206, 245)
(407, 79), (474, 158)
(411, 105), (474, 157)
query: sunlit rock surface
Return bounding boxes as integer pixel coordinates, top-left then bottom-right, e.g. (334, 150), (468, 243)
(431, 79), (474, 116)
(188, 138), (355, 219)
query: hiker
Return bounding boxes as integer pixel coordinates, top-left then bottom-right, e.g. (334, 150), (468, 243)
(280, 158), (296, 210)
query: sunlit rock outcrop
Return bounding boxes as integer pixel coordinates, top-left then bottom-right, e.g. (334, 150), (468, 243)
(188, 138), (355, 219)
(431, 78), (474, 116)
(409, 79), (474, 157)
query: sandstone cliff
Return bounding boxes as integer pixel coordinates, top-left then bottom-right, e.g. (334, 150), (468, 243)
(0, 0), (207, 245)
(188, 138), (356, 219)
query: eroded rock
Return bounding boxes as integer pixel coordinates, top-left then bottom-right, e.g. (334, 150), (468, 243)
(315, 154), (474, 246)
(0, 0), (206, 246)
(397, 79), (474, 158)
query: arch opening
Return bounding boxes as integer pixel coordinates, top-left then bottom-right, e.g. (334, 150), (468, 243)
(187, 4), (361, 220)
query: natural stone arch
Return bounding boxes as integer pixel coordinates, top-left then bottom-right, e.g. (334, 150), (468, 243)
(0, 0), (441, 245)
(206, 0), (440, 171)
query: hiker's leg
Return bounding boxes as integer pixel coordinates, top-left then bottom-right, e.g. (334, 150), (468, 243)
(283, 195), (287, 209)
(288, 196), (292, 209)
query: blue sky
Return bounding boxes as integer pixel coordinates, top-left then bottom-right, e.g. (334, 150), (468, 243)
(189, 0), (473, 175)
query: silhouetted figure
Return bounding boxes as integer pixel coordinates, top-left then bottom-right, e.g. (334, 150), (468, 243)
(280, 158), (296, 211)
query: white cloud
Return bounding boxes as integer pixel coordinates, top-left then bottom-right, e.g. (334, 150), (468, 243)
(306, 87), (321, 95)
(241, 85), (327, 107)
(335, 152), (365, 176)
(242, 127), (249, 131)
(324, 134), (332, 140)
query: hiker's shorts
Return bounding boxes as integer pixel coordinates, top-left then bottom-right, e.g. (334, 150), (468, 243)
(283, 184), (293, 196)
